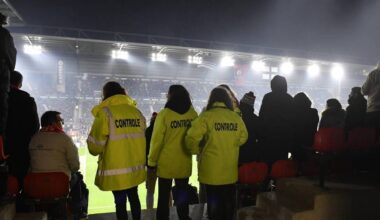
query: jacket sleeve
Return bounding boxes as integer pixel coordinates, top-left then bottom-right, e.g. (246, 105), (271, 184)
(87, 108), (109, 156)
(238, 118), (249, 146)
(185, 115), (207, 155)
(66, 136), (80, 172)
(29, 97), (40, 135)
(147, 112), (166, 167)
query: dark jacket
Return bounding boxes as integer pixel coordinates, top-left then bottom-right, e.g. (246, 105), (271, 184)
(5, 87), (39, 180)
(319, 108), (346, 129)
(0, 27), (17, 134)
(345, 95), (367, 131)
(145, 119), (155, 165)
(239, 102), (260, 165)
(259, 76), (295, 164)
(293, 93), (319, 161)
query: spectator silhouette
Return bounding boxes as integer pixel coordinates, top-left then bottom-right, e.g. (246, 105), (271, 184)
(292, 92), (319, 163)
(239, 91), (260, 165)
(345, 87), (367, 132)
(319, 98), (346, 129)
(0, 12), (17, 139)
(5, 71), (39, 184)
(259, 75), (295, 165)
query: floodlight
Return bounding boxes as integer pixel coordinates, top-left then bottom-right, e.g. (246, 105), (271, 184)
(251, 60), (266, 72)
(188, 56), (203, 64)
(280, 61), (294, 75)
(331, 64), (344, 80)
(151, 53), (167, 62)
(111, 50), (129, 60)
(220, 56), (235, 67)
(23, 44), (42, 55)
(307, 64), (320, 78)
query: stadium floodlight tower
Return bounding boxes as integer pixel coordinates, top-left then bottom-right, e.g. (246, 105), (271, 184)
(188, 52), (203, 64)
(111, 43), (129, 60)
(280, 60), (294, 76)
(220, 55), (235, 67)
(307, 63), (320, 78)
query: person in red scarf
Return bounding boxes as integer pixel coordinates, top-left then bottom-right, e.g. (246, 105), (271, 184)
(29, 111), (88, 219)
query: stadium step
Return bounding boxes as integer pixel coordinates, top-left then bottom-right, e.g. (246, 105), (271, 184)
(0, 202), (15, 220)
(14, 212), (47, 220)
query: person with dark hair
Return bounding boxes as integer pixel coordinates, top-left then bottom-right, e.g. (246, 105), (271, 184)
(145, 112), (158, 211)
(293, 92), (319, 163)
(238, 91), (260, 165)
(4, 71), (39, 184)
(185, 87), (248, 220)
(29, 111), (88, 219)
(259, 75), (295, 165)
(88, 81), (145, 220)
(319, 98), (346, 129)
(345, 87), (367, 132)
(218, 84), (241, 115)
(362, 65), (380, 133)
(0, 12), (17, 149)
(148, 85), (197, 220)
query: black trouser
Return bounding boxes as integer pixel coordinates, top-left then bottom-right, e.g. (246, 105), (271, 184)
(112, 187), (141, 220)
(205, 184), (235, 220)
(157, 177), (190, 220)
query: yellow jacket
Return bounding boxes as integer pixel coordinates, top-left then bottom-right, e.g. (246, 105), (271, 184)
(148, 107), (198, 178)
(87, 94), (146, 191)
(185, 102), (248, 185)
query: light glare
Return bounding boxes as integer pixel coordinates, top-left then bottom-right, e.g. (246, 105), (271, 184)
(188, 56), (203, 64)
(152, 53), (167, 62)
(220, 56), (235, 67)
(251, 60), (266, 72)
(23, 44), (42, 55)
(331, 64), (344, 80)
(111, 50), (129, 60)
(307, 64), (320, 78)
(280, 61), (294, 75)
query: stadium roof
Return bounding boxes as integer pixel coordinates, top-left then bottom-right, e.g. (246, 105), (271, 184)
(0, 0), (23, 26)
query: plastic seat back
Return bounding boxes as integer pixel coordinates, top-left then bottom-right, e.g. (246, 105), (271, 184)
(270, 160), (297, 179)
(313, 128), (345, 153)
(7, 175), (19, 196)
(346, 127), (377, 150)
(24, 172), (69, 199)
(238, 162), (268, 184)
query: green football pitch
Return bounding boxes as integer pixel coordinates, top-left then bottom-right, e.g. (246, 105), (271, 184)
(78, 147), (200, 214)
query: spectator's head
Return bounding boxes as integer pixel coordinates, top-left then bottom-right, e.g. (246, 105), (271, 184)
(294, 92), (312, 109)
(348, 87), (365, 105)
(0, 13), (7, 26)
(10, 71), (23, 88)
(102, 81), (126, 100)
(271, 75), (287, 93)
(218, 84), (239, 107)
(240, 91), (256, 109)
(41, 111), (64, 129)
(150, 112), (158, 124)
(206, 87), (233, 111)
(165, 84), (192, 113)
(326, 98), (342, 110)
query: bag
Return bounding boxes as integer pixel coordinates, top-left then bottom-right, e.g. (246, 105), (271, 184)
(172, 184), (199, 205)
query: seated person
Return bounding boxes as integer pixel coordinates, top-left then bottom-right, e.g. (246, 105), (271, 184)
(29, 111), (88, 219)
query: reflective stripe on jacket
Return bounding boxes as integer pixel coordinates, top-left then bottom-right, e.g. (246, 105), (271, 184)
(185, 102), (248, 185)
(148, 107), (198, 178)
(87, 94), (146, 191)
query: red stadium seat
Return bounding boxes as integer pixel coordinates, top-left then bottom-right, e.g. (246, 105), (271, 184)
(239, 162), (268, 184)
(24, 172), (69, 199)
(7, 175), (19, 196)
(346, 127), (377, 151)
(313, 128), (345, 153)
(270, 160), (297, 179)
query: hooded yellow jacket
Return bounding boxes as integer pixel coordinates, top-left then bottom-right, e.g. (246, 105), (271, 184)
(148, 107), (198, 178)
(185, 102), (248, 185)
(87, 94), (146, 191)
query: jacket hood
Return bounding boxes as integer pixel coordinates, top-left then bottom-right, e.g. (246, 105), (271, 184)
(165, 100), (191, 114)
(294, 92), (312, 109)
(271, 75), (288, 93)
(91, 94), (136, 116)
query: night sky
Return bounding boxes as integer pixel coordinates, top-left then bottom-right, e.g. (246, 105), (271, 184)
(10, 0), (380, 62)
